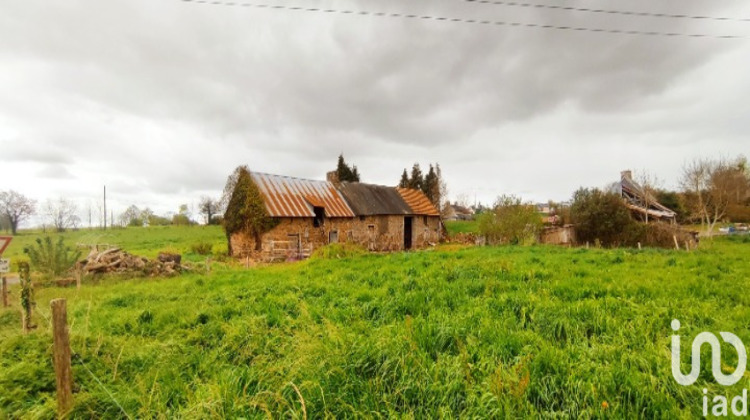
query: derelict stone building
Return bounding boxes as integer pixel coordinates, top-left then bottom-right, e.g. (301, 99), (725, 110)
(620, 170), (677, 223)
(229, 172), (442, 261)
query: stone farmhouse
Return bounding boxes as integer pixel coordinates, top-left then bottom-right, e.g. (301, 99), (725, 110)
(229, 172), (443, 261)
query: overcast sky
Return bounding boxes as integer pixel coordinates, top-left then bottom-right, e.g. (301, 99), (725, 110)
(1, 0), (749, 225)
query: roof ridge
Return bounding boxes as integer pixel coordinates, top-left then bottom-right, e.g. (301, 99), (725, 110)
(251, 171), (328, 184)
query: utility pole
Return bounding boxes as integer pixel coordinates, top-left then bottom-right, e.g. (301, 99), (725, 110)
(103, 185), (107, 231)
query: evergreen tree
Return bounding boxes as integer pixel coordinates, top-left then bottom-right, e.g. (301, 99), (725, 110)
(423, 165), (437, 203)
(408, 163), (424, 191)
(398, 169), (409, 188)
(336, 154), (360, 182)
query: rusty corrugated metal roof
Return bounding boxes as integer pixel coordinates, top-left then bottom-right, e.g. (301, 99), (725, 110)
(250, 172), (355, 218)
(338, 182), (412, 216)
(397, 188), (441, 216)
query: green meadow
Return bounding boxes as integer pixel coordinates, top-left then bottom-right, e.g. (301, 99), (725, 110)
(444, 220), (479, 236)
(1, 225), (227, 264)
(1, 226), (749, 418)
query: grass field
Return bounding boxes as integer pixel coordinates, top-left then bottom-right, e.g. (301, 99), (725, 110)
(1, 228), (749, 418)
(1, 226), (227, 265)
(444, 220), (479, 236)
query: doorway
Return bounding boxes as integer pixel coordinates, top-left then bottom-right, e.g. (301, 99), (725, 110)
(404, 217), (413, 250)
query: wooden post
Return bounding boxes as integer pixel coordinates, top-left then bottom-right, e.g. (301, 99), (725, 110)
(51, 299), (73, 418)
(18, 261), (33, 333)
(1, 276), (7, 307)
(637, 242), (642, 250)
(673, 235), (680, 250)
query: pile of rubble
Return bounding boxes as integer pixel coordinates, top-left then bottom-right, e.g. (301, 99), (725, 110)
(77, 248), (182, 277)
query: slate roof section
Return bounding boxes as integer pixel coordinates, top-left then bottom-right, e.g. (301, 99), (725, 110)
(337, 182), (413, 216)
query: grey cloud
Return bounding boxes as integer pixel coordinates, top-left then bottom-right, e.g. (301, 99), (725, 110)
(1, 140), (74, 164)
(1, 0), (749, 215)
(36, 164), (75, 179)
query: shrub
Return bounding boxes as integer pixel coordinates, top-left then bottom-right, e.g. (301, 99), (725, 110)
(726, 204), (750, 223)
(23, 236), (81, 279)
(642, 222), (697, 249)
(478, 195), (542, 245)
(570, 188), (640, 247)
(190, 241), (213, 255)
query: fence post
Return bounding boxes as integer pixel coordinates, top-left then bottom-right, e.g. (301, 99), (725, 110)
(51, 299), (74, 418)
(1, 276), (7, 307)
(18, 262), (33, 334)
(673, 235), (680, 250)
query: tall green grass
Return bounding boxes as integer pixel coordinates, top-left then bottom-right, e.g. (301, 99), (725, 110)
(1, 238), (749, 418)
(2, 226), (226, 263)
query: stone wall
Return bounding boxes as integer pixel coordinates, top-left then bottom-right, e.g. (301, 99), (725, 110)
(230, 215), (443, 260)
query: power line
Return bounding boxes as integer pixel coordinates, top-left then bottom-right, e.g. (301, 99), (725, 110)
(463, 0), (750, 23)
(179, 0), (745, 39)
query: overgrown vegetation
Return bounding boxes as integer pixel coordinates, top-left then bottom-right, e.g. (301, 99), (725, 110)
(189, 241), (213, 256)
(571, 188), (641, 247)
(477, 195), (542, 245)
(22, 236), (81, 279)
(222, 166), (279, 254)
(1, 238), (748, 417)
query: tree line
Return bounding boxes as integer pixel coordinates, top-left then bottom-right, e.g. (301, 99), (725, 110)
(475, 154), (750, 247)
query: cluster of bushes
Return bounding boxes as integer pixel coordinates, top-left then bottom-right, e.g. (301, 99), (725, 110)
(477, 195), (542, 245)
(571, 188), (693, 248)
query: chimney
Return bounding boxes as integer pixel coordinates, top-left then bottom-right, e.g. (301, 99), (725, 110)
(326, 171), (340, 185)
(621, 170), (632, 180)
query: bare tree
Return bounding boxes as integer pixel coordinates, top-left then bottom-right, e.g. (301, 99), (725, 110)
(44, 198), (80, 232)
(634, 170), (662, 223)
(681, 157), (744, 236)
(199, 196), (220, 225)
(681, 158), (711, 229)
(454, 193), (471, 208)
(0, 190), (36, 235)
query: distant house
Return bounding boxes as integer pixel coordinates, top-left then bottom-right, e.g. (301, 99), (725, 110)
(229, 172), (442, 261)
(620, 170), (677, 223)
(444, 204), (475, 221)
